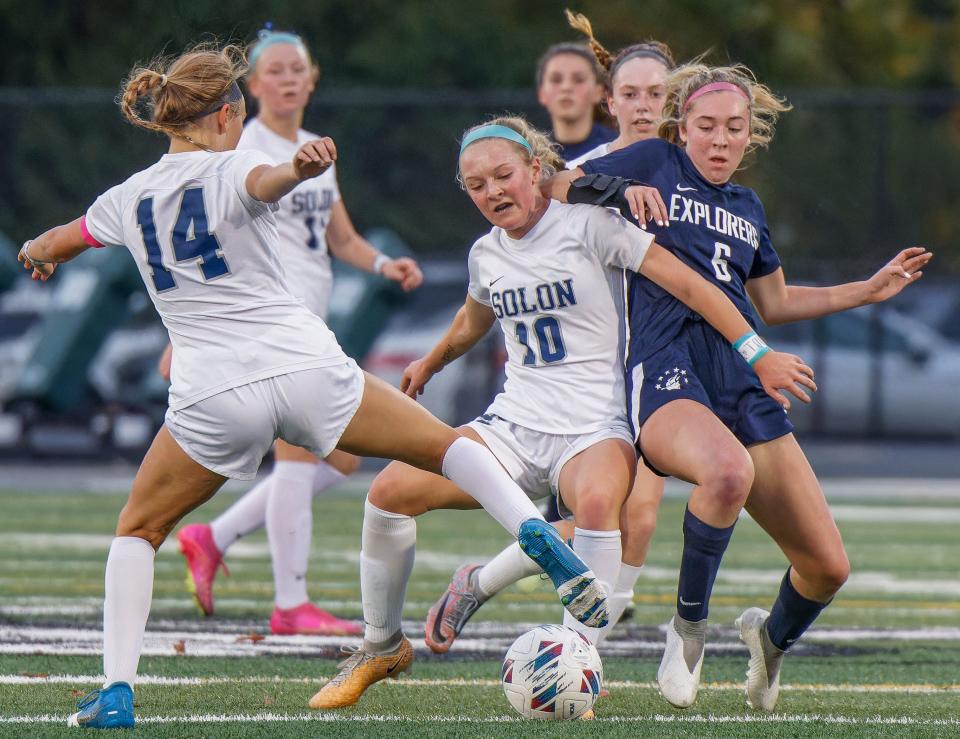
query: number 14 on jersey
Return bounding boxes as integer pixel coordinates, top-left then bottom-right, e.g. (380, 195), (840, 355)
(136, 187), (230, 292)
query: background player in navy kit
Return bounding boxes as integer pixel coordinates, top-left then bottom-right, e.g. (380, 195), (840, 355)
(172, 28), (423, 639)
(425, 14), (679, 653)
(548, 61), (932, 711)
(535, 41), (615, 162)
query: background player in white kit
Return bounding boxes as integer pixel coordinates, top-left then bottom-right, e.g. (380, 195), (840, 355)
(18, 43), (610, 730)
(306, 116), (810, 711)
(173, 28), (423, 638)
(426, 12), (678, 653)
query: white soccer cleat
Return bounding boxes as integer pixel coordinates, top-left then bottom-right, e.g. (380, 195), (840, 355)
(736, 607), (785, 711)
(656, 615), (704, 708)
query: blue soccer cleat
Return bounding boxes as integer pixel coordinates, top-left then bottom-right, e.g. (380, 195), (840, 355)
(517, 519), (609, 628)
(67, 682), (135, 729)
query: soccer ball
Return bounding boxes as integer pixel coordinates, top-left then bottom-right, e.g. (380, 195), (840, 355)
(501, 624), (602, 720)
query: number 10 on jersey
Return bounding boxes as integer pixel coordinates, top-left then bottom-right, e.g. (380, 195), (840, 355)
(515, 316), (567, 365)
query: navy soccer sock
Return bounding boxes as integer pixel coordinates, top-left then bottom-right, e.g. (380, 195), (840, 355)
(676, 507), (736, 622)
(765, 568), (829, 651)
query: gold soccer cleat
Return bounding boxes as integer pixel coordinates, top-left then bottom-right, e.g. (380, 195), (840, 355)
(308, 637), (413, 709)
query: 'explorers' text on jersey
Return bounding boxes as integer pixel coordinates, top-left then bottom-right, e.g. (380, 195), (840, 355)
(468, 200), (653, 435)
(581, 138), (781, 361)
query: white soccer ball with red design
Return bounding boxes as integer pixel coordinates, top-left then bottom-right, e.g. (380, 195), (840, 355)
(500, 624), (603, 720)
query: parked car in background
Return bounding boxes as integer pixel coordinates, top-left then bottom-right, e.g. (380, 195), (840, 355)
(762, 304), (960, 437)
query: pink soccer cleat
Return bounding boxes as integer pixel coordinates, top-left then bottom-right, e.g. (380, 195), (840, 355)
(424, 563), (485, 653)
(176, 523), (228, 617)
(270, 602), (363, 636)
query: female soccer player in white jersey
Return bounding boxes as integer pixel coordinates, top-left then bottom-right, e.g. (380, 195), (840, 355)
(426, 14), (678, 655)
(18, 43), (612, 730)
(173, 28), (422, 638)
(548, 61), (932, 711)
(307, 115), (812, 711)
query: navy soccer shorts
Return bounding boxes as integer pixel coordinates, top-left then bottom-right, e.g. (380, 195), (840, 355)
(626, 317), (794, 461)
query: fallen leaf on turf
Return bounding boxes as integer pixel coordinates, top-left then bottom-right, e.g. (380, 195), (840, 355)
(70, 689), (84, 697)
(263, 695), (272, 706)
(20, 672), (50, 678)
(236, 632), (266, 644)
(172, 639), (186, 654)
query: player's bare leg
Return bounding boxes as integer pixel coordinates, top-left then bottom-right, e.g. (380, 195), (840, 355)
(595, 463), (665, 643)
(310, 374), (609, 709)
(70, 428), (225, 728)
(639, 399), (754, 708)
(178, 441), (359, 619)
(738, 433), (849, 710)
(556, 439), (635, 643)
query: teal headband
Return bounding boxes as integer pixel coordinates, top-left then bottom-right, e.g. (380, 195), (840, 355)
(249, 29), (308, 68)
(459, 124), (533, 156)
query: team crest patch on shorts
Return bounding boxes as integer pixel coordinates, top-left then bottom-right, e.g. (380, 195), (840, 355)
(655, 367), (689, 391)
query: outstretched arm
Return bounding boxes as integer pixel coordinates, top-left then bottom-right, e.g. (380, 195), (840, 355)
(246, 138), (337, 204)
(747, 247), (932, 326)
(326, 201), (423, 292)
(18, 217), (90, 280)
(640, 242), (817, 409)
(401, 296), (496, 398)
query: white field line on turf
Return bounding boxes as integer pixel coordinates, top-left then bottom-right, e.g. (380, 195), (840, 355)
(3, 713), (960, 726)
(4, 674), (959, 694)
(4, 564), (960, 600)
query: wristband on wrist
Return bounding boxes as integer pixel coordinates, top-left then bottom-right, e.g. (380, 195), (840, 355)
(733, 331), (771, 366)
(372, 253), (390, 275)
(19, 240), (54, 266)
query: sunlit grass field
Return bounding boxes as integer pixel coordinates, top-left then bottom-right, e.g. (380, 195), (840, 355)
(1, 480), (958, 737)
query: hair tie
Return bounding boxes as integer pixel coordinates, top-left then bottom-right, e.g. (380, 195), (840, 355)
(159, 74), (168, 88)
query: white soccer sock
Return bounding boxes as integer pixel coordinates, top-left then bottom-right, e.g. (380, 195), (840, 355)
(266, 461), (318, 609)
(361, 500), (416, 650)
(476, 542), (543, 599)
(595, 562), (643, 646)
(561, 528), (622, 643)
(440, 437), (542, 536)
(210, 475), (271, 553)
(103, 536), (155, 688)
(312, 459), (347, 496)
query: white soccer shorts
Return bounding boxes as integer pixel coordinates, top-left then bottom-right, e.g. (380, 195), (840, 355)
(165, 360), (364, 479)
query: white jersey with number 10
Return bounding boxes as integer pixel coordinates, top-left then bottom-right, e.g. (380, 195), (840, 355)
(467, 200), (653, 435)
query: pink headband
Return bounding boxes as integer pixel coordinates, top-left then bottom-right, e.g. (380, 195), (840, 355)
(682, 81), (749, 114)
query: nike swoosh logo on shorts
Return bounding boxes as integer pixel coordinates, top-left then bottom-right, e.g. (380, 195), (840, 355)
(676, 184), (697, 192)
(490, 275), (505, 286)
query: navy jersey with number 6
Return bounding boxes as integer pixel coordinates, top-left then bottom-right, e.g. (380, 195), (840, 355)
(582, 138), (781, 362)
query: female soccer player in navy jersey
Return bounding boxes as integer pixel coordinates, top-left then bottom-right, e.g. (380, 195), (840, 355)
(547, 61), (932, 711)
(535, 40), (615, 162)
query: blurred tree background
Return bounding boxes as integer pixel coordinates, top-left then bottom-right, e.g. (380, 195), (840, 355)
(1, 0), (958, 275)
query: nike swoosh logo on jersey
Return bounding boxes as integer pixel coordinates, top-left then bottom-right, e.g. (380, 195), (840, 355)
(678, 595), (702, 607)
(489, 275), (505, 286)
(676, 184), (698, 192)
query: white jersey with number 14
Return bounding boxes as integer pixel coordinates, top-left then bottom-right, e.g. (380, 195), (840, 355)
(83, 149), (346, 412)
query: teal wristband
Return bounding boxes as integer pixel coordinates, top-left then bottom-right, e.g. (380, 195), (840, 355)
(733, 331), (770, 366)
